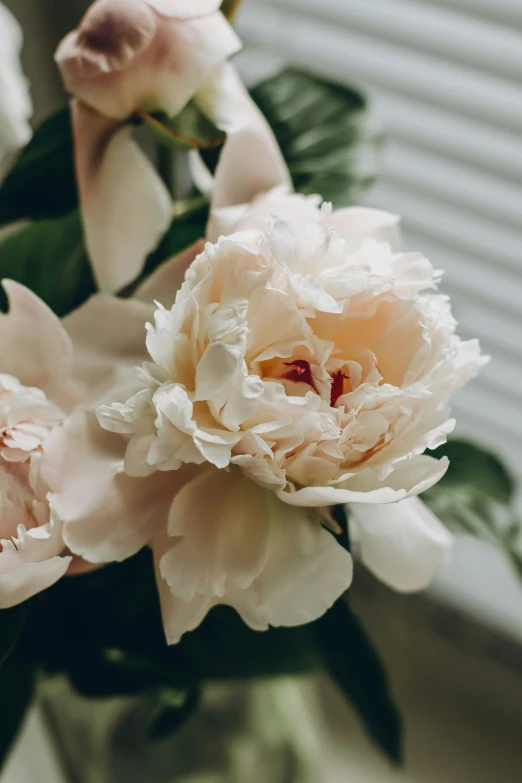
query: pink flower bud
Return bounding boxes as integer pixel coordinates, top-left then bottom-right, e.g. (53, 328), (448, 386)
(56, 0), (240, 119)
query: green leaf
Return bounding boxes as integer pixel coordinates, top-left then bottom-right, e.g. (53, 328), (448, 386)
(0, 604), (30, 666)
(0, 211), (95, 317)
(315, 598), (403, 765)
(149, 685), (201, 741)
(140, 200), (209, 283)
(423, 440), (516, 537)
(250, 69), (384, 206)
(0, 109), (77, 226)
(423, 440), (522, 583)
(0, 654), (35, 772)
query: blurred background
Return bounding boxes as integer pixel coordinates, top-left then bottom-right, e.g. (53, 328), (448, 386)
(2, 1), (522, 781)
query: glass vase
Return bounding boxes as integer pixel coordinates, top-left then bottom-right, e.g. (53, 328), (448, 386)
(38, 675), (325, 783)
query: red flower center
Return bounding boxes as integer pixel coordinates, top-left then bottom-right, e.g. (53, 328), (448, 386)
(282, 361), (349, 407)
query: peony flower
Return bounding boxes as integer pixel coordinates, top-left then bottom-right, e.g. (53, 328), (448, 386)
(55, 1), (289, 292)
(0, 3), (32, 178)
(41, 192), (487, 642)
(0, 281), (74, 608)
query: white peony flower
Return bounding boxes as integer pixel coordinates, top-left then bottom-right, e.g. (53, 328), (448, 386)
(0, 3), (32, 178)
(0, 281), (74, 608)
(41, 192), (486, 643)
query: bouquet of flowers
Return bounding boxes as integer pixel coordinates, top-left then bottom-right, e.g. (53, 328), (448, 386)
(0, 1), (520, 779)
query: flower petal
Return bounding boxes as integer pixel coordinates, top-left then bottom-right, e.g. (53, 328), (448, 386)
(72, 100), (172, 292)
(277, 454), (449, 507)
(0, 3), (32, 175)
(350, 497), (453, 592)
(194, 63), (291, 238)
(56, 1), (240, 120)
(161, 467), (271, 601)
(0, 556), (71, 609)
(156, 468), (352, 643)
(41, 410), (189, 563)
(0, 280), (73, 398)
(135, 241), (205, 305)
(329, 207), (402, 251)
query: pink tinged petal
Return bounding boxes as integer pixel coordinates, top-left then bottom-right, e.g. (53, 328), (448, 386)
(63, 294), (153, 408)
(329, 207), (403, 251)
(56, 1), (240, 119)
(350, 497), (453, 593)
(71, 100), (172, 292)
(56, 0), (157, 88)
(0, 556), (72, 609)
(241, 502), (353, 629)
(277, 454), (449, 508)
(135, 241), (205, 305)
(40, 410), (186, 564)
(161, 468), (272, 602)
(153, 530), (214, 645)
(194, 64), (291, 240)
(0, 280), (73, 398)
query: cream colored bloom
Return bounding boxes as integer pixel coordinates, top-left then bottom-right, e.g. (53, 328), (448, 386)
(41, 192), (486, 642)
(0, 282), (74, 608)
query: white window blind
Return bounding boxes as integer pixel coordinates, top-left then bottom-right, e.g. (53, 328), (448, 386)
(236, 0), (522, 482)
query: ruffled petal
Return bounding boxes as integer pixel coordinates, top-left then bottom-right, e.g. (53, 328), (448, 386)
(350, 497), (453, 592)
(71, 100), (172, 292)
(329, 207), (403, 251)
(277, 454), (449, 507)
(41, 410), (190, 564)
(156, 468), (352, 643)
(0, 280), (73, 398)
(161, 467), (271, 601)
(194, 63), (291, 239)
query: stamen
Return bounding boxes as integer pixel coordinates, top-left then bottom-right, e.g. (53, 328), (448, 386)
(282, 360), (319, 393)
(330, 370), (349, 407)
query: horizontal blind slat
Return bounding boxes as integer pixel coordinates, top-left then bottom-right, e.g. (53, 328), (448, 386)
(267, 0), (522, 81)
(237, 7), (522, 134)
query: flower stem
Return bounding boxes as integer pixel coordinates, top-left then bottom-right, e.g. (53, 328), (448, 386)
(221, 0), (244, 22)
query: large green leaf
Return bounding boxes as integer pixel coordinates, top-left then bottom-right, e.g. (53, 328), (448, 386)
(423, 440), (516, 536)
(423, 440), (522, 578)
(315, 598), (402, 765)
(0, 211), (95, 317)
(251, 69), (384, 206)
(0, 109), (77, 226)
(0, 654), (35, 772)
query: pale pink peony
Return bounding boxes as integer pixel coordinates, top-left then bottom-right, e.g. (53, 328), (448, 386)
(41, 193), (486, 642)
(0, 282), (74, 608)
(55, 1), (289, 292)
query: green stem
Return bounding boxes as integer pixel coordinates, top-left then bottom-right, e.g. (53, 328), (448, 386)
(157, 145), (176, 198)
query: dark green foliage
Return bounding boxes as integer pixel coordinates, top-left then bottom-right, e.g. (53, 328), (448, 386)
(315, 598), (403, 765)
(251, 69), (384, 206)
(0, 109), (77, 225)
